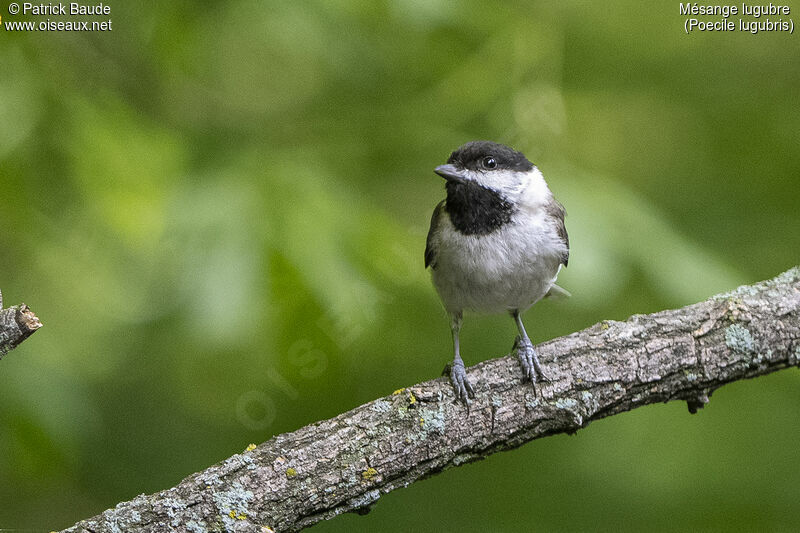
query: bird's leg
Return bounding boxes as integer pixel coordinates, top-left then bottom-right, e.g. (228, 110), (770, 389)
(449, 312), (474, 404)
(511, 310), (549, 389)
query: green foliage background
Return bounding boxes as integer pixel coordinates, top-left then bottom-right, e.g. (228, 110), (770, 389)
(1, 1), (799, 530)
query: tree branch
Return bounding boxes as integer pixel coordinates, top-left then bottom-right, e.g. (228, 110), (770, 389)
(61, 268), (800, 533)
(0, 289), (42, 359)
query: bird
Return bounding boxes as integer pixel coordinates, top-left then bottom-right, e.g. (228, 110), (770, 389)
(425, 141), (569, 403)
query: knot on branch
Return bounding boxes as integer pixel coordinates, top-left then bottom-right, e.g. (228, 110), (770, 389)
(686, 390), (711, 414)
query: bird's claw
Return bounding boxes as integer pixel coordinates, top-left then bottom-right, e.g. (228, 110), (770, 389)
(513, 335), (550, 389)
(450, 359), (475, 404)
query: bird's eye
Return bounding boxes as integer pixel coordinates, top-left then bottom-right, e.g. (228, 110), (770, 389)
(482, 156), (497, 169)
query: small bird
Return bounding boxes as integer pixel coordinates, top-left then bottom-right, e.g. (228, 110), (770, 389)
(425, 141), (569, 403)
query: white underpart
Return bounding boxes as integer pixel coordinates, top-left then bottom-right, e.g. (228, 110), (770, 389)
(431, 167), (566, 315)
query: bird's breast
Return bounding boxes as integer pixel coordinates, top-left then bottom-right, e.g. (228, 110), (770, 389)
(431, 210), (565, 314)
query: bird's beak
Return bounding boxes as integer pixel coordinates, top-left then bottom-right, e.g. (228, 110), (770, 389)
(434, 164), (466, 182)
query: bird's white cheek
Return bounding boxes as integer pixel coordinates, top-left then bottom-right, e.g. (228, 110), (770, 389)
(519, 168), (551, 209)
(468, 169), (525, 199)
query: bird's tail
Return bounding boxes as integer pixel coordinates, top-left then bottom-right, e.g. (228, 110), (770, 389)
(544, 284), (571, 300)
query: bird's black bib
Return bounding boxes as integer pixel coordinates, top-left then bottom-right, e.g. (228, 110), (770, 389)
(445, 180), (514, 235)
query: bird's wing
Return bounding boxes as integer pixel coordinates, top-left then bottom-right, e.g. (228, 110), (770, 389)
(425, 200), (445, 269)
(545, 197), (569, 267)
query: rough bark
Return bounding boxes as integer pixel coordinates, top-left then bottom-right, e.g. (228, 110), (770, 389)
(0, 289), (43, 359)
(62, 268), (800, 533)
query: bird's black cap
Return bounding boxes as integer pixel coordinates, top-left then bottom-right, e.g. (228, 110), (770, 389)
(446, 141), (534, 172)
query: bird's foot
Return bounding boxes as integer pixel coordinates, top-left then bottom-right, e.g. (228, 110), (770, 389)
(449, 358), (474, 405)
(513, 335), (550, 390)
